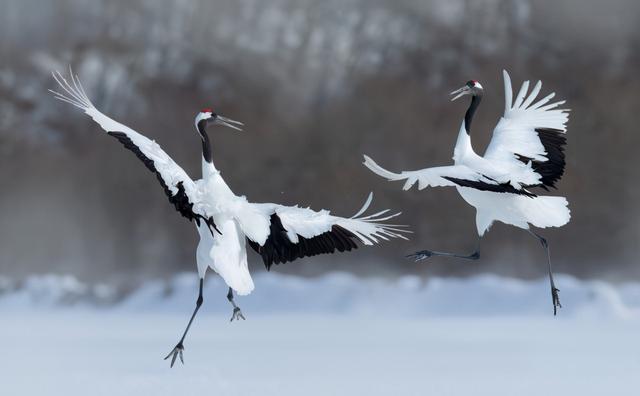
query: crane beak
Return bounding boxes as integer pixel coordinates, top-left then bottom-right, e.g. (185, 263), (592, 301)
(450, 86), (469, 102)
(215, 115), (244, 131)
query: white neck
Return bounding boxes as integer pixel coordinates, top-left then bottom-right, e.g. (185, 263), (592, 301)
(202, 156), (219, 179)
(453, 121), (474, 163)
(200, 154), (236, 201)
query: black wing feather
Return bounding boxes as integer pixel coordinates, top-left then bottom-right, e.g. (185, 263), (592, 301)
(443, 176), (537, 198)
(515, 128), (567, 190)
(107, 131), (220, 234)
(247, 214), (360, 270)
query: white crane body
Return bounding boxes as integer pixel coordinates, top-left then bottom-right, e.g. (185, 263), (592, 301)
(363, 70), (570, 314)
(50, 69), (408, 366)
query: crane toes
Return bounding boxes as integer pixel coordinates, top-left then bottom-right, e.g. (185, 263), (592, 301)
(164, 342), (185, 368)
(230, 307), (246, 322)
(406, 250), (434, 261)
(551, 287), (562, 316)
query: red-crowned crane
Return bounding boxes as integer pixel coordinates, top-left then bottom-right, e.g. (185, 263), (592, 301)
(50, 69), (409, 367)
(363, 70), (570, 315)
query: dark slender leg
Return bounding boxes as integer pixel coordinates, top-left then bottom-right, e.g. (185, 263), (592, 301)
(164, 278), (204, 367)
(407, 238), (482, 262)
(227, 287), (246, 322)
(528, 230), (561, 315)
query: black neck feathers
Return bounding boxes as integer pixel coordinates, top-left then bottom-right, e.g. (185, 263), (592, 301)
(464, 93), (482, 134)
(197, 120), (213, 163)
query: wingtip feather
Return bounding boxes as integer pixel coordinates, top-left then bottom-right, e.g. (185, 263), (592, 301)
(50, 67), (94, 110)
(350, 192), (374, 219)
(503, 69), (513, 112)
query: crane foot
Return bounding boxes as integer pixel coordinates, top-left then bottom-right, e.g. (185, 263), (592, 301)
(164, 342), (185, 368)
(552, 287), (562, 316)
(406, 250), (435, 261)
(230, 307), (246, 322)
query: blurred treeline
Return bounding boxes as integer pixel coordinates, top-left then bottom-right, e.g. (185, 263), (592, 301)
(0, 0), (638, 283)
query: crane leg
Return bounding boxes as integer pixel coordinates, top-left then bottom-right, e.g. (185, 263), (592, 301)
(164, 278), (204, 367)
(528, 230), (562, 315)
(407, 238), (481, 262)
(227, 287), (246, 322)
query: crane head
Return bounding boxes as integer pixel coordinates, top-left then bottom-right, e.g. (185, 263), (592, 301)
(195, 108), (244, 135)
(450, 80), (483, 101)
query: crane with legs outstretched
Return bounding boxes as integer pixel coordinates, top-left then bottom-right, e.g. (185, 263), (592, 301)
(364, 70), (570, 315)
(51, 69), (409, 367)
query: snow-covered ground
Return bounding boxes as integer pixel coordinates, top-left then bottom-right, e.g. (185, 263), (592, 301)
(1, 272), (639, 395)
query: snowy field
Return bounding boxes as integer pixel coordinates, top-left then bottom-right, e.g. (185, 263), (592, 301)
(1, 272), (639, 395)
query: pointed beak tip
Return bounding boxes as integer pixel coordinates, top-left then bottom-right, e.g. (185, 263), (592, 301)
(449, 88), (466, 102)
(216, 115), (245, 131)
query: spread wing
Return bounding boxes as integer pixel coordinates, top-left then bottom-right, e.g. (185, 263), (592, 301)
(239, 193), (409, 270)
(483, 70), (570, 189)
(50, 69), (219, 234)
(362, 155), (536, 197)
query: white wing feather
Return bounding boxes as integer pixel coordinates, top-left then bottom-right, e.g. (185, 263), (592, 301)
(238, 193), (409, 247)
(484, 70), (570, 163)
(363, 155), (489, 191)
(49, 69), (215, 227)
(50, 69), (198, 198)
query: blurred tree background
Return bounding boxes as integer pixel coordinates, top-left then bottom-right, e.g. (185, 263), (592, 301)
(0, 0), (638, 283)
